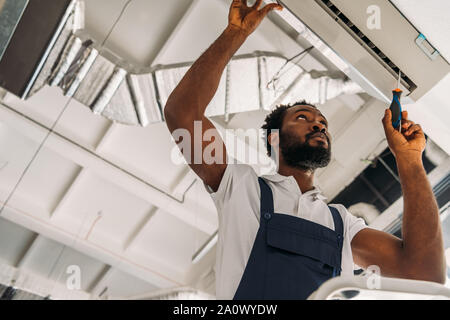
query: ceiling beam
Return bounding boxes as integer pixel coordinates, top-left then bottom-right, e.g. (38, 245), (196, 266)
(1, 204), (183, 289)
(122, 206), (157, 251)
(150, 0), (200, 66)
(0, 101), (216, 235)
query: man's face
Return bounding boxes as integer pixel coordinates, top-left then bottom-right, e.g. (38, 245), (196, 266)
(277, 105), (332, 170)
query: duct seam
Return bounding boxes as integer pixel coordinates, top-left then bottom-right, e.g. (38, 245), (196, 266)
(60, 40), (94, 89)
(91, 68), (127, 115)
(73, 54), (116, 107)
(65, 47), (99, 97)
(140, 73), (162, 124)
(151, 72), (164, 122)
(126, 75), (149, 127)
(49, 35), (83, 87)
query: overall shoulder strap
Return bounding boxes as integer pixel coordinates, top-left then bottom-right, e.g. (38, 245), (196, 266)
(258, 177), (274, 217)
(328, 205), (344, 237)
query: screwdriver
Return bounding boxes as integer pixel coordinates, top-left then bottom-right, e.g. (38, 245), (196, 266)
(390, 71), (403, 132)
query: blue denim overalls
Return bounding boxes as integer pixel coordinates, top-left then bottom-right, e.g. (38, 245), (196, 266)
(233, 177), (344, 300)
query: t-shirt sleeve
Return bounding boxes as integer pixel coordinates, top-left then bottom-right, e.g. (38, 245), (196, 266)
(203, 161), (256, 211)
(341, 204), (368, 242)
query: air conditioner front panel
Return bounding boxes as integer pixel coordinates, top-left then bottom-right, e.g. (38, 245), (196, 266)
(280, 0), (450, 102)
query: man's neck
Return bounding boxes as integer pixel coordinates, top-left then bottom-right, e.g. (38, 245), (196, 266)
(277, 164), (315, 194)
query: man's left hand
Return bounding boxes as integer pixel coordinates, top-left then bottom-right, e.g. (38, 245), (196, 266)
(382, 109), (426, 160)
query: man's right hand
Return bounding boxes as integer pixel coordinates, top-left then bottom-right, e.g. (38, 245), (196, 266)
(228, 0), (283, 37)
(165, 1), (282, 192)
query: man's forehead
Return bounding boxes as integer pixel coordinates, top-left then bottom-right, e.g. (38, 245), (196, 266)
(288, 104), (326, 118)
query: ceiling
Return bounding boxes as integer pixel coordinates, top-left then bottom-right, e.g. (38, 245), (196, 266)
(0, 0), (449, 299)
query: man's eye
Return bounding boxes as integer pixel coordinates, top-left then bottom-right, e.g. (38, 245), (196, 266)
(321, 121), (328, 126)
(297, 115), (306, 120)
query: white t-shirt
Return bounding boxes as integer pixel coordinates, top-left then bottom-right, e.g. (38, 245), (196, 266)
(205, 163), (368, 300)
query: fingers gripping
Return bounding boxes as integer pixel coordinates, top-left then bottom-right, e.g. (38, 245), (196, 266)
(229, 0), (283, 36)
(405, 124), (422, 137)
(382, 109), (395, 134)
(231, 0), (244, 9)
(260, 3), (283, 15)
(400, 111), (421, 136)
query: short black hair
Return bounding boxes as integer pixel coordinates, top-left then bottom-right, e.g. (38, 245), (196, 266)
(261, 100), (318, 157)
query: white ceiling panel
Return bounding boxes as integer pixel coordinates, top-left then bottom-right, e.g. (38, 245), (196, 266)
(152, 0), (309, 67)
(407, 73), (450, 155)
(85, 0), (195, 67)
(0, 121), (46, 205)
(53, 98), (112, 151)
(83, 0), (131, 45)
(18, 236), (68, 278)
(317, 99), (388, 199)
(177, 178), (219, 229)
(95, 122), (187, 193)
(0, 217), (36, 267)
(126, 208), (210, 274)
(17, 235), (108, 292)
(332, 112), (385, 165)
(93, 267), (160, 299)
(1, 86), (69, 128)
(51, 169), (155, 251)
(318, 98), (355, 139)
(7, 146), (82, 218)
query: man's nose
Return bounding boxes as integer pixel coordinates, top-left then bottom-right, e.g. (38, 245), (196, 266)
(311, 122), (326, 133)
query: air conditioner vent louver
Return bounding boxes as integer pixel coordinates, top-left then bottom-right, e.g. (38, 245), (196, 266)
(317, 0), (417, 93)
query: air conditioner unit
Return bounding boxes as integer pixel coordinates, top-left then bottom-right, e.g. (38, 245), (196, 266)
(278, 0), (450, 104)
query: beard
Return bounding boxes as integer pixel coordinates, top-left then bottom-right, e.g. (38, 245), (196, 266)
(279, 130), (331, 171)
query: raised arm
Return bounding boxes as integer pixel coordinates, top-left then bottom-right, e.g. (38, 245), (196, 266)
(351, 110), (446, 284)
(164, 0), (282, 192)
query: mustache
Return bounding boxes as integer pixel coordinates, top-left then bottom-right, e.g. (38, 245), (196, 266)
(306, 131), (330, 144)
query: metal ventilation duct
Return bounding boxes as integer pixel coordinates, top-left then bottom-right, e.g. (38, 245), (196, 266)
(0, 0), (364, 128)
(0, 284), (47, 300)
(0, 0), (74, 98)
(0, 0), (29, 61)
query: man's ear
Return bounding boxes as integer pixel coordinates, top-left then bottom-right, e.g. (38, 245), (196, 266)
(268, 131), (280, 148)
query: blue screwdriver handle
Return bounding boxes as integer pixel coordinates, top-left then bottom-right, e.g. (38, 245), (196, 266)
(390, 89), (402, 129)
